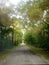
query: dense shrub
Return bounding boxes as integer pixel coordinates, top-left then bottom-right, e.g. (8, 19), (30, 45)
(24, 26), (49, 51)
(37, 25), (49, 50)
(15, 31), (22, 45)
(24, 31), (36, 45)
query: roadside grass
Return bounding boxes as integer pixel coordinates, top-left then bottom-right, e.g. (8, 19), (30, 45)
(0, 45), (20, 60)
(28, 45), (49, 61)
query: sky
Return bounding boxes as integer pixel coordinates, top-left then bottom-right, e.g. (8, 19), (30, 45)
(5, 0), (27, 7)
(9, 0), (21, 5)
(9, 0), (27, 5)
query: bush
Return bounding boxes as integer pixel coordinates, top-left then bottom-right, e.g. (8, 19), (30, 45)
(12, 30), (23, 46)
(24, 31), (36, 45)
(37, 26), (49, 51)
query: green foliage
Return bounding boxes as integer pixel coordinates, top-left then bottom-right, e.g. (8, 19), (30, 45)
(0, 26), (14, 50)
(37, 24), (49, 50)
(15, 31), (22, 45)
(21, 0), (49, 51)
(0, 0), (49, 51)
(39, 0), (49, 11)
(24, 31), (36, 45)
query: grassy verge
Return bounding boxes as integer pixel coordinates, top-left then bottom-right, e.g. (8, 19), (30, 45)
(0, 46), (19, 60)
(28, 45), (49, 61)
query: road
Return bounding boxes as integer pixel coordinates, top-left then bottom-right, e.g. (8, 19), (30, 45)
(0, 45), (49, 65)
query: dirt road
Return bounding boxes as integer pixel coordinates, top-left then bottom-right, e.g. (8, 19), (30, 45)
(0, 45), (49, 65)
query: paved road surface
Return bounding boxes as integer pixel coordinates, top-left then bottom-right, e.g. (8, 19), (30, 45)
(0, 45), (49, 65)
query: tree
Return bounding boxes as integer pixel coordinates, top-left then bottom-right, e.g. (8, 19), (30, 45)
(17, 0), (49, 50)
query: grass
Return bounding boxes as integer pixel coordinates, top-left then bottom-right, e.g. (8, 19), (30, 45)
(28, 45), (49, 61)
(0, 45), (19, 60)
